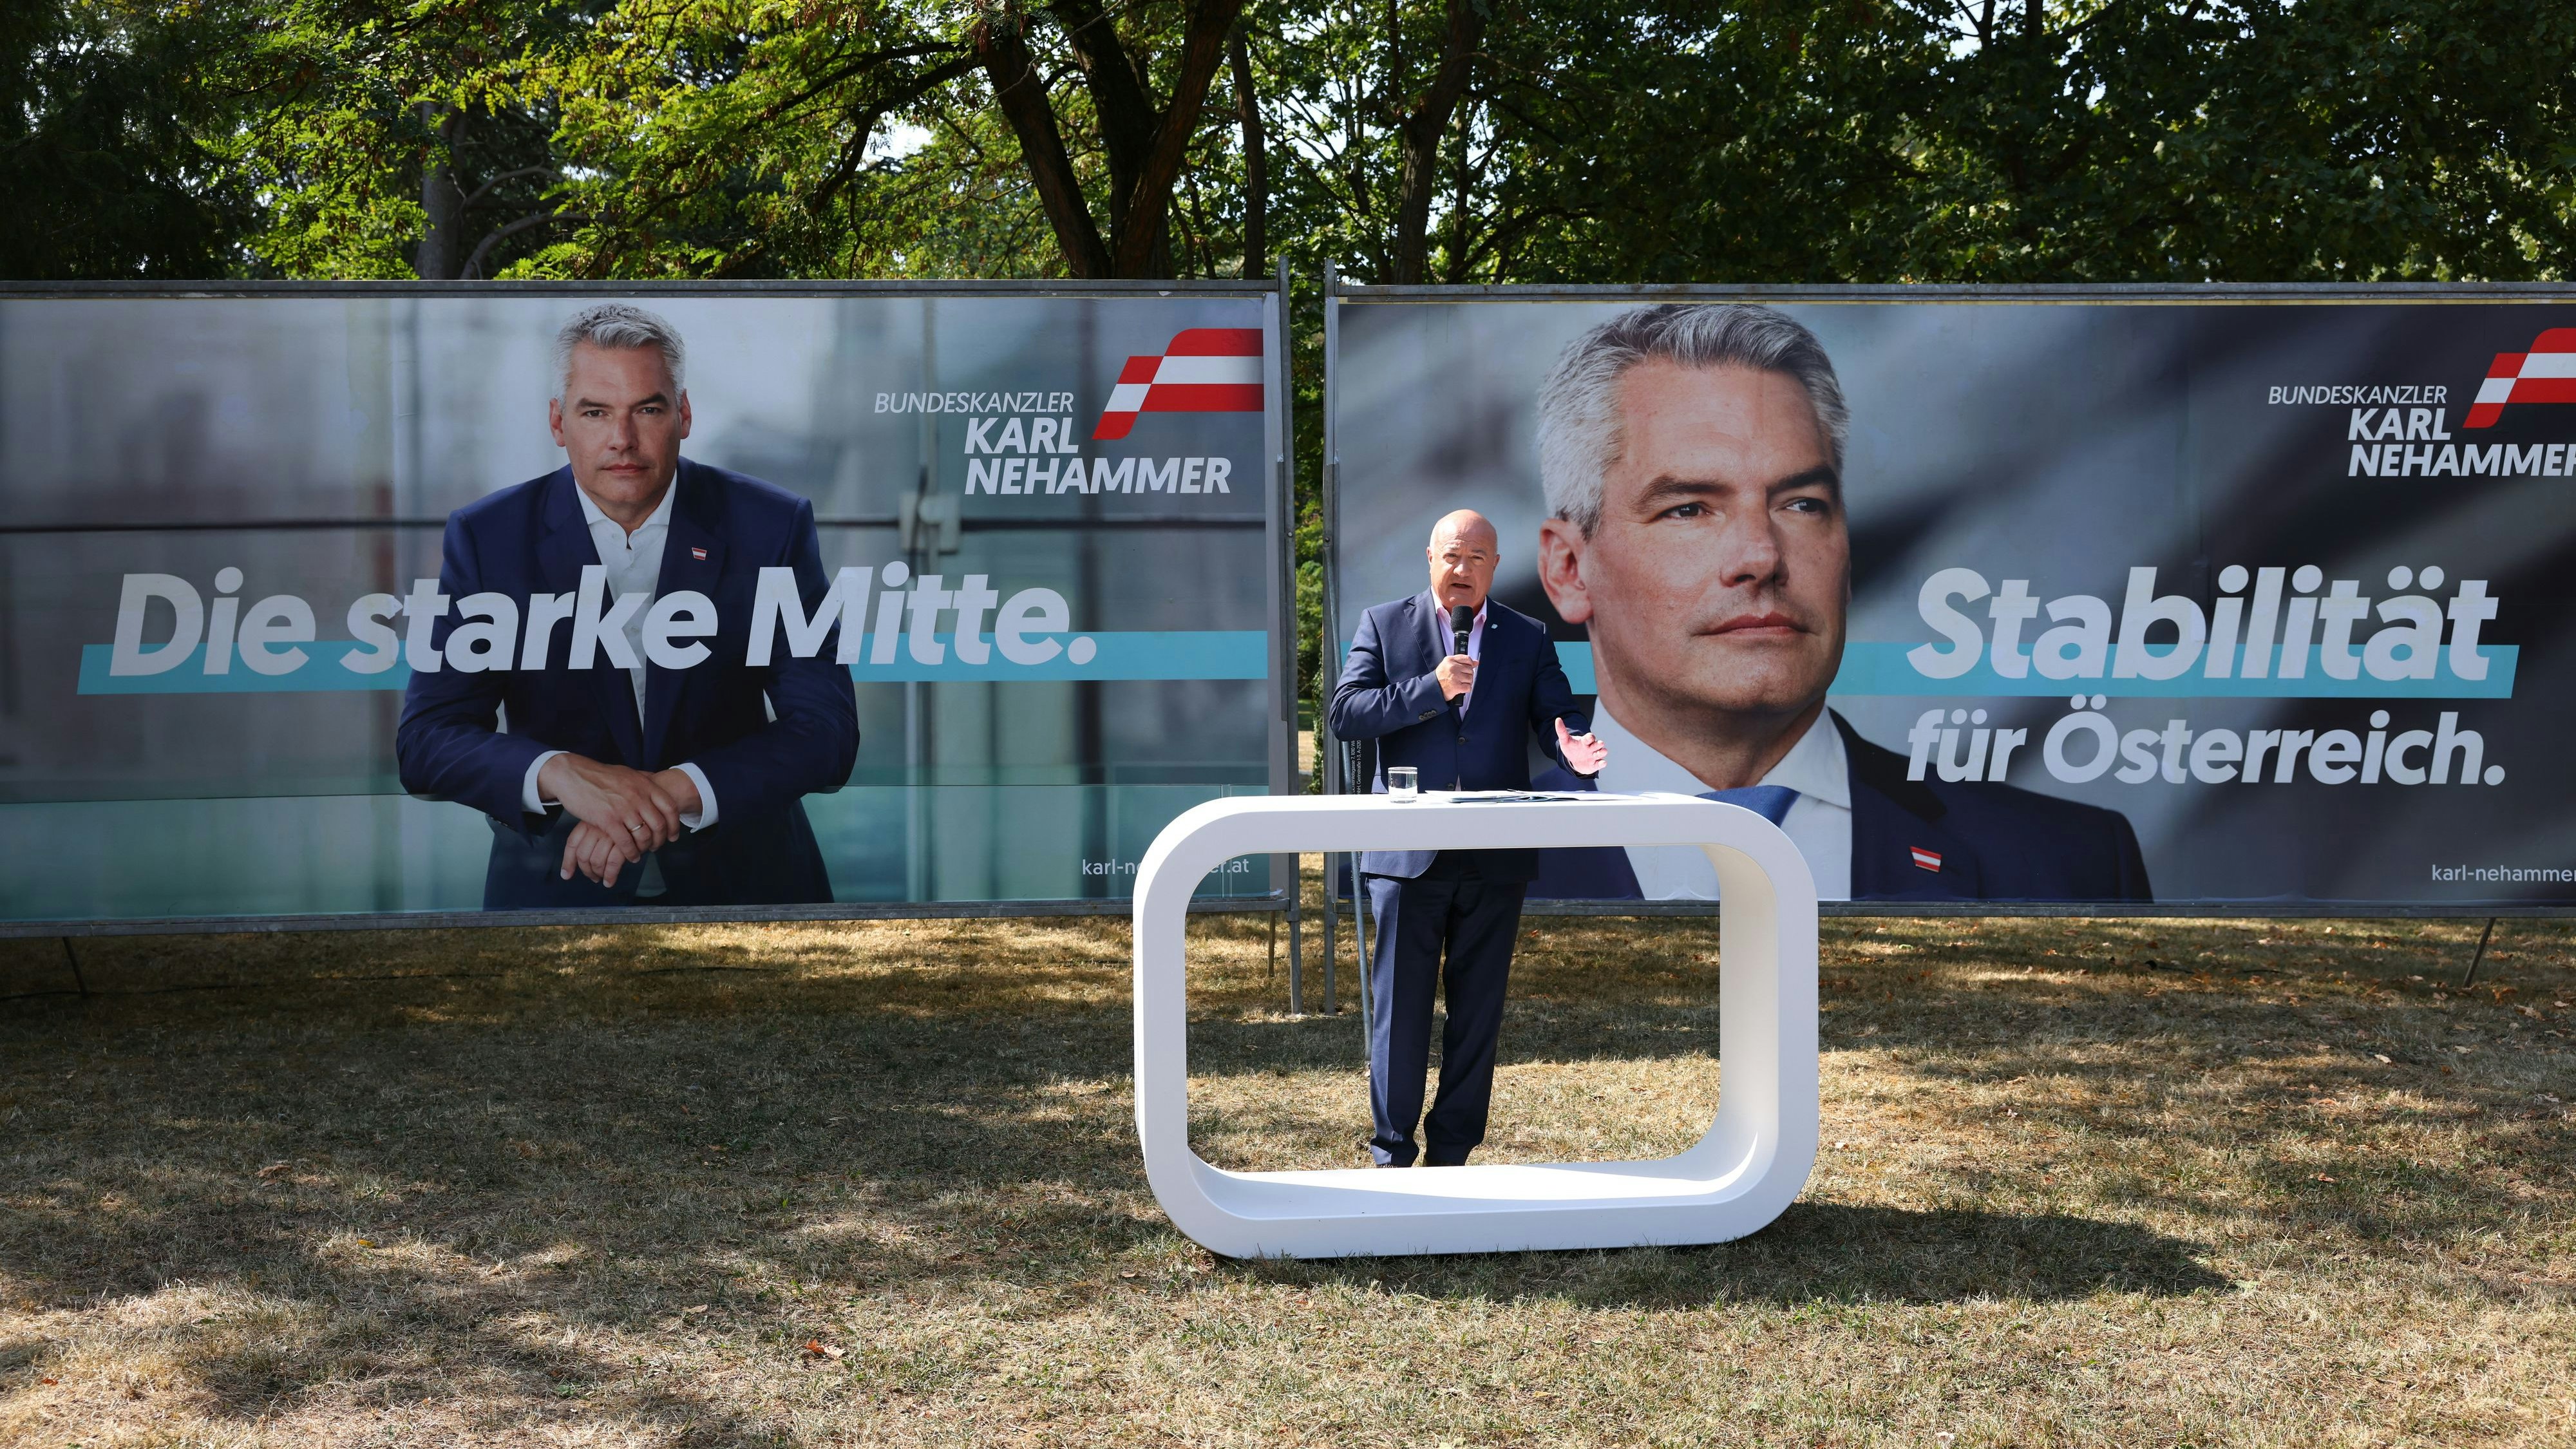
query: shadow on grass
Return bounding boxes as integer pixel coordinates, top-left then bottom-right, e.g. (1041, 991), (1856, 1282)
(1, 914), (2565, 1436)
(1238, 1200), (2229, 1307)
(0, 998), (1161, 1430)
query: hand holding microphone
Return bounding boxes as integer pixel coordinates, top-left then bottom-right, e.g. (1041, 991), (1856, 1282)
(1435, 603), (1478, 700)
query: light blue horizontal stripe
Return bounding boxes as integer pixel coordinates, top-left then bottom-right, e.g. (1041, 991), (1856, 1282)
(1525, 641), (2511, 700)
(850, 630), (1266, 682)
(78, 631), (1270, 695)
(79, 641), (411, 694)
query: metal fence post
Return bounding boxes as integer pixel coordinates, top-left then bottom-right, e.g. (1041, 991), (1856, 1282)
(1274, 254), (1305, 1017)
(1317, 260), (1343, 1015)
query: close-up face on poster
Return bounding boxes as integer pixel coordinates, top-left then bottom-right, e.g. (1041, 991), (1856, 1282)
(1330, 294), (2576, 907)
(0, 289), (1285, 925)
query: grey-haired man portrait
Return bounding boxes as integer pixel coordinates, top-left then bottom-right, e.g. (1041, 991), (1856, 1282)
(397, 303), (860, 909)
(1526, 303), (2152, 903)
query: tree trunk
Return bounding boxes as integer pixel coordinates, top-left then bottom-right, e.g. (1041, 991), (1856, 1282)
(1045, 0), (1180, 275)
(1046, 0), (1158, 211)
(972, 14), (1113, 278)
(1443, 90), (1472, 283)
(1390, 0), (1484, 285)
(1108, 0), (1245, 277)
(415, 103), (464, 280)
(983, 0), (1240, 278)
(1231, 29), (1267, 278)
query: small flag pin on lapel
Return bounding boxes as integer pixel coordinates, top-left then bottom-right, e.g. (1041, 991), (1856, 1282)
(690, 547), (708, 560)
(1909, 846), (1943, 873)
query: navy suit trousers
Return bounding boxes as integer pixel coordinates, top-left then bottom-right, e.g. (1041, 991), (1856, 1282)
(1364, 855), (1526, 1167)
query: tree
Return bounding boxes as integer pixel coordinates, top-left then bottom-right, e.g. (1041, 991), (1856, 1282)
(971, 0), (1249, 277)
(0, 1), (263, 279)
(534, 5), (997, 278)
(237, 0), (584, 279)
(1387, 0), (1485, 283)
(1229, 24), (1269, 276)
(7, 0), (2571, 291)
(1433, 0), (1944, 283)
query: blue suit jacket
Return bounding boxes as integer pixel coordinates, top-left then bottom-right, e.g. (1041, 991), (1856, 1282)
(1327, 592), (1590, 882)
(1529, 712), (2151, 902)
(397, 460), (860, 909)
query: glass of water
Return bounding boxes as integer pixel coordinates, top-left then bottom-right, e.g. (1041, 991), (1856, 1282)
(1385, 766), (1419, 802)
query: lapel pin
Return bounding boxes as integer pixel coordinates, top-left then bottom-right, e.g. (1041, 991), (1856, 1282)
(690, 547), (708, 560)
(1909, 846), (1943, 873)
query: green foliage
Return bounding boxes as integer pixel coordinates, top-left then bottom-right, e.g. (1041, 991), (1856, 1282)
(1455, 0), (1948, 283)
(524, 1), (1037, 278)
(22, 0), (2569, 287)
(231, 0), (580, 279)
(1899, 0), (2576, 282)
(0, 1), (265, 278)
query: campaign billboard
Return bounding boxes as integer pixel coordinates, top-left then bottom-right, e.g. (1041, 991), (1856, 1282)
(0, 283), (1290, 929)
(1324, 285), (2576, 911)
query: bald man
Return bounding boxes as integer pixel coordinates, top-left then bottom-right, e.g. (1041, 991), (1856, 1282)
(1327, 509), (1607, 1168)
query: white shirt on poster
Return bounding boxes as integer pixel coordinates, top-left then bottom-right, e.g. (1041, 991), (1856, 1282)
(518, 480), (716, 830)
(1586, 705), (1852, 901)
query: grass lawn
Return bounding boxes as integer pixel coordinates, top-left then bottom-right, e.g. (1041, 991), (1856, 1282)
(1, 889), (2571, 1446)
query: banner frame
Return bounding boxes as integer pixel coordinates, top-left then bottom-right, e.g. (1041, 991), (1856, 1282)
(1332, 281), (2576, 304)
(1320, 272), (2576, 920)
(0, 279), (1285, 299)
(0, 277), (1297, 937)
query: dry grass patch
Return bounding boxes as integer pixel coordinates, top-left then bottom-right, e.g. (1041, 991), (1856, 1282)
(1, 898), (2571, 1446)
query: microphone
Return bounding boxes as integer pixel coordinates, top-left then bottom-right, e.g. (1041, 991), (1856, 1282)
(1449, 603), (1474, 657)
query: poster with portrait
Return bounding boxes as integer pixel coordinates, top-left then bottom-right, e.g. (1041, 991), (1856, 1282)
(1327, 289), (2576, 908)
(0, 285), (1287, 927)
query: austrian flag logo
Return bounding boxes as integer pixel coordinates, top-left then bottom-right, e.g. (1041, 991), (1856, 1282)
(2465, 328), (2576, 428)
(1091, 328), (1264, 440)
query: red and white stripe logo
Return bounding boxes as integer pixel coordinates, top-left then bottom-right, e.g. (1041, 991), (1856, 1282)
(2465, 327), (2576, 428)
(1091, 328), (1264, 440)
(1909, 846), (1943, 873)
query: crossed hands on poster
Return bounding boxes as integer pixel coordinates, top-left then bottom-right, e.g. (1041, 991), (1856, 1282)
(540, 753), (705, 887)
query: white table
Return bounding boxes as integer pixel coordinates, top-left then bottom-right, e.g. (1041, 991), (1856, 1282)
(1131, 790), (1819, 1258)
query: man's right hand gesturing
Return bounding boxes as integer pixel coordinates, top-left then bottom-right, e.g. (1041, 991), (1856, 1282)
(536, 752), (688, 865)
(1434, 652), (1478, 701)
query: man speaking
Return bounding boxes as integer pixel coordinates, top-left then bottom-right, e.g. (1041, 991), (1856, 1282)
(1527, 303), (2149, 902)
(397, 303), (860, 909)
(1329, 510), (1607, 1168)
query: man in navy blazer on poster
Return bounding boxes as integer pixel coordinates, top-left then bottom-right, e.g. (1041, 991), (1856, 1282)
(398, 304), (858, 910)
(1522, 303), (2148, 904)
(1329, 509), (1607, 1168)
